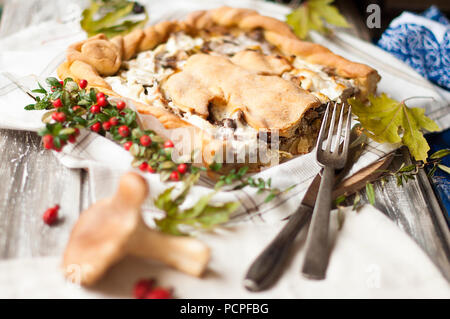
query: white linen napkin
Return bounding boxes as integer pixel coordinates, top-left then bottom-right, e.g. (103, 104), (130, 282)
(0, 0), (449, 298)
(0, 205), (448, 299)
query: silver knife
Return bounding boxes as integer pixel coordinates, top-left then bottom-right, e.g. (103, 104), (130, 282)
(243, 129), (367, 292)
(243, 173), (320, 292)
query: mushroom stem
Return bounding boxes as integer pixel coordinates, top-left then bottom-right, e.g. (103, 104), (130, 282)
(128, 222), (211, 277)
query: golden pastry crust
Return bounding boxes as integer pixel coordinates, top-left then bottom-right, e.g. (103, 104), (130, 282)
(57, 6), (380, 165)
(230, 51), (292, 75)
(59, 6), (379, 98)
(162, 54), (320, 137)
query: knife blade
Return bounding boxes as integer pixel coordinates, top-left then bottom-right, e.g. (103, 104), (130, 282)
(243, 129), (369, 292)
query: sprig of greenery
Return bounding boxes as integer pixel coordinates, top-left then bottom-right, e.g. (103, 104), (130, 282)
(376, 149), (450, 186)
(25, 77), (183, 179)
(154, 172), (240, 236)
(333, 148), (450, 209)
(25, 77), (293, 236)
(208, 162), (295, 203)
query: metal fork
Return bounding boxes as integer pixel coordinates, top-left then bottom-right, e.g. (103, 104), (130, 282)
(301, 102), (352, 280)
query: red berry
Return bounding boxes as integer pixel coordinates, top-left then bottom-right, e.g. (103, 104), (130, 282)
(139, 162), (149, 171)
(118, 125), (130, 137)
(74, 128), (80, 136)
(43, 205), (59, 225)
(52, 98), (62, 108)
(109, 117), (119, 126)
(102, 121), (111, 131)
(72, 105), (81, 111)
(124, 141), (133, 151)
(120, 111), (126, 116)
(79, 79), (88, 89)
(140, 135), (152, 147)
(97, 97), (107, 107)
(96, 92), (105, 100)
(59, 81), (64, 86)
(43, 135), (54, 150)
(148, 166), (156, 173)
(145, 287), (172, 299)
(51, 86), (56, 92)
(68, 135), (76, 143)
(133, 279), (154, 299)
(177, 163), (188, 174)
(164, 140), (174, 148)
(170, 171), (180, 181)
(116, 100), (126, 110)
(52, 112), (66, 122)
(90, 104), (101, 114)
(91, 122), (101, 132)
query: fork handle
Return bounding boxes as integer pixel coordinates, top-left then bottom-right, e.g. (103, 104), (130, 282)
(301, 166), (335, 280)
(243, 204), (313, 291)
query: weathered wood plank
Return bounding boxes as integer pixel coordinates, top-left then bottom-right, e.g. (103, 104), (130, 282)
(356, 149), (450, 281)
(0, 129), (81, 258)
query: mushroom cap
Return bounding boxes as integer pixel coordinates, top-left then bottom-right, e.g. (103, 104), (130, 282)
(62, 172), (148, 286)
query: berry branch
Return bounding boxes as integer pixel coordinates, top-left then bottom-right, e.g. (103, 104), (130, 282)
(26, 77), (289, 234)
(26, 77), (188, 181)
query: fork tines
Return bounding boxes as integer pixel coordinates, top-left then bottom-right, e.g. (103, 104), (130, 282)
(316, 102), (352, 167)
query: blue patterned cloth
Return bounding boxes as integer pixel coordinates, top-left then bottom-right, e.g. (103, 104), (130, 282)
(378, 7), (450, 221)
(377, 6), (450, 90)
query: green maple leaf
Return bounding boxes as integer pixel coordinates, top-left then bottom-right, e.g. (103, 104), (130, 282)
(348, 94), (440, 162)
(286, 0), (349, 39)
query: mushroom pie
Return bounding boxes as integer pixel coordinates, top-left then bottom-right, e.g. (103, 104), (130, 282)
(57, 6), (380, 168)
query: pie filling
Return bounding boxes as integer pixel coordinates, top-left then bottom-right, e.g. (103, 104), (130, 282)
(105, 30), (359, 161)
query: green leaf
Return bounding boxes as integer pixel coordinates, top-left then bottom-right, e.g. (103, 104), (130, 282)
(264, 191), (277, 203)
(427, 165), (437, 177)
(154, 187), (176, 212)
(41, 111), (54, 123)
(59, 128), (75, 136)
(80, 1), (148, 38)
(348, 94), (440, 161)
(430, 148), (450, 160)
(286, 5), (309, 39)
(32, 88), (47, 94)
(61, 90), (71, 107)
(237, 166), (249, 178)
(396, 175), (403, 186)
(398, 164), (416, 173)
(286, 0), (349, 39)
(154, 178), (239, 236)
(352, 192), (362, 211)
(437, 164), (450, 175)
(46, 77), (60, 88)
(309, 0), (349, 27)
(365, 182), (375, 205)
(334, 195), (346, 206)
(209, 162), (223, 172)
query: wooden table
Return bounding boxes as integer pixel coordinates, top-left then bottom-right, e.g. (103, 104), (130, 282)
(1, 0), (449, 284)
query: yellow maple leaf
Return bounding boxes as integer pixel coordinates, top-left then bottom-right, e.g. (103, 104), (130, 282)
(286, 0), (349, 39)
(348, 94), (440, 162)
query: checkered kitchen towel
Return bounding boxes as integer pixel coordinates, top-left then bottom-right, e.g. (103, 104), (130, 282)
(0, 0), (449, 224)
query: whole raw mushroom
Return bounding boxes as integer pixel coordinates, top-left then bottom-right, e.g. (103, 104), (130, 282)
(62, 172), (210, 286)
